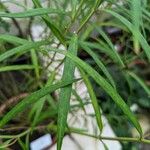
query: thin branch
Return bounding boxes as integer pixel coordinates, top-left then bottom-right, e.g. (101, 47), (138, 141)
(1, 125), (150, 144)
(73, 132), (150, 144)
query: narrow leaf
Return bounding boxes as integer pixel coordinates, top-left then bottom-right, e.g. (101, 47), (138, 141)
(0, 34), (27, 45)
(0, 40), (48, 62)
(80, 41), (122, 66)
(80, 43), (116, 89)
(57, 34), (78, 150)
(0, 65), (34, 72)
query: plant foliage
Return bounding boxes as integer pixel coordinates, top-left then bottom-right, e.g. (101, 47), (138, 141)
(0, 0), (150, 149)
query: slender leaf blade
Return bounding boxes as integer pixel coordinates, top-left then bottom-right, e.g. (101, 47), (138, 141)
(0, 65), (34, 72)
(0, 34), (27, 45)
(0, 40), (48, 62)
(57, 34), (78, 150)
(80, 43), (116, 89)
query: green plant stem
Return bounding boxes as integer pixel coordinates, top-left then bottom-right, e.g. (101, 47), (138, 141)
(99, 136), (150, 144)
(1, 125), (150, 144)
(71, 131), (150, 144)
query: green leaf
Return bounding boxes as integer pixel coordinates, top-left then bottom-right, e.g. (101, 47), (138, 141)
(0, 65), (34, 72)
(0, 34), (27, 45)
(80, 42), (116, 89)
(57, 34), (78, 150)
(0, 40), (48, 62)
(0, 79), (79, 127)
(0, 8), (65, 18)
(79, 68), (103, 132)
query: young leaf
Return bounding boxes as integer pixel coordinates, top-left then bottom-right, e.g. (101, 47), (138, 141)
(57, 34), (78, 150)
(0, 139), (14, 149)
(30, 97), (45, 128)
(18, 138), (26, 150)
